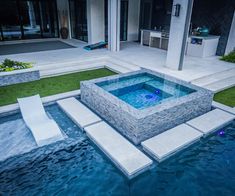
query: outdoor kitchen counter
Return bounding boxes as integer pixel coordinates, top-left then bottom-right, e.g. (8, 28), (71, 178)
(140, 29), (169, 50)
(186, 35), (220, 57)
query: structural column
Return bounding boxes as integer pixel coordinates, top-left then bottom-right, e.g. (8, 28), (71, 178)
(108, 0), (121, 52)
(87, 0), (105, 44)
(166, 0), (194, 70)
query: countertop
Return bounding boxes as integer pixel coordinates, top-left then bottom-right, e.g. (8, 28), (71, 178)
(189, 35), (220, 40)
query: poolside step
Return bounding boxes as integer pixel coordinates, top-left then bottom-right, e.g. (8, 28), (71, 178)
(203, 76), (235, 92)
(84, 121), (153, 179)
(212, 101), (235, 115)
(40, 62), (105, 77)
(191, 68), (235, 87)
(106, 63), (133, 73)
(107, 57), (141, 72)
(186, 109), (235, 135)
(57, 98), (102, 129)
(141, 124), (202, 162)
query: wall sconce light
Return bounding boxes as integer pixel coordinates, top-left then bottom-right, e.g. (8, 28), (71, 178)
(173, 4), (181, 17)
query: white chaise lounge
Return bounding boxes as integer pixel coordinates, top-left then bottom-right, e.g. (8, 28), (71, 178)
(18, 94), (64, 146)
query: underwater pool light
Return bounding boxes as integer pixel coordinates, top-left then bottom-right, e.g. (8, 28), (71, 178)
(217, 130), (225, 136)
(155, 89), (160, 94)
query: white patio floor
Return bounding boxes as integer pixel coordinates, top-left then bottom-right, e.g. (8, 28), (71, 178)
(0, 39), (234, 91)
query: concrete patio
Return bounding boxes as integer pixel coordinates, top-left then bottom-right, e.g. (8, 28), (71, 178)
(0, 39), (234, 92)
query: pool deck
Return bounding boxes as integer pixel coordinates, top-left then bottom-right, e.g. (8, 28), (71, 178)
(0, 39), (234, 92)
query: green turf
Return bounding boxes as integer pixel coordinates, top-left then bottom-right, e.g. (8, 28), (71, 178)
(214, 86), (235, 107)
(0, 68), (116, 106)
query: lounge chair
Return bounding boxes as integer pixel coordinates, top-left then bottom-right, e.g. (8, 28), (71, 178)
(17, 94), (64, 146)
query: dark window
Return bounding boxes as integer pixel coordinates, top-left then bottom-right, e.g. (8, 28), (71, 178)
(0, 0), (59, 41)
(104, 0), (128, 42)
(69, 0), (88, 42)
(120, 0), (128, 41)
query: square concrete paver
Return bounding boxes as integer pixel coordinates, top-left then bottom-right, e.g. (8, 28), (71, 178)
(84, 121), (153, 179)
(57, 97), (102, 129)
(141, 124), (203, 162)
(186, 109), (235, 135)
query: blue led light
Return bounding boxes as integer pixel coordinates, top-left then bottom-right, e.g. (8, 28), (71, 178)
(155, 89), (160, 94)
(217, 130), (225, 136)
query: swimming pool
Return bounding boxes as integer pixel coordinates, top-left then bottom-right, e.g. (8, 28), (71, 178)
(81, 69), (213, 144)
(0, 104), (234, 195)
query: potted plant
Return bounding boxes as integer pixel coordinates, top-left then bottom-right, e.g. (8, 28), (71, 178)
(59, 10), (69, 39)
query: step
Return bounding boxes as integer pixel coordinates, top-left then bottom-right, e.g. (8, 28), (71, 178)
(36, 56), (107, 71)
(212, 101), (235, 115)
(38, 60), (105, 72)
(141, 124), (202, 162)
(107, 57), (141, 72)
(40, 63), (105, 77)
(203, 76), (235, 92)
(192, 69), (235, 87)
(57, 98), (102, 129)
(84, 121), (153, 179)
(106, 63), (133, 74)
(186, 109), (235, 135)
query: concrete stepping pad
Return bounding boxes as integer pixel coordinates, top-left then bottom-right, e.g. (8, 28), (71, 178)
(84, 121), (153, 179)
(186, 109), (234, 135)
(57, 97), (102, 129)
(141, 124), (203, 162)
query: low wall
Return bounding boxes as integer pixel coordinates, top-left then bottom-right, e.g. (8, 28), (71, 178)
(0, 68), (40, 86)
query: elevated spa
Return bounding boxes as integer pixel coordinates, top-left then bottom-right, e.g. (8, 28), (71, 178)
(81, 69), (214, 144)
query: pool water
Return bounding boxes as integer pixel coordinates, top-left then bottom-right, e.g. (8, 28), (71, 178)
(97, 73), (196, 109)
(0, 104), (235, 195)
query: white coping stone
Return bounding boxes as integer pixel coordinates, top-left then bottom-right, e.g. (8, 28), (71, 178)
(84, 121), (153, 179)
(57, 97), (102, 129)
(141, 124), (203, 162)
(186, 109), (235, 135)
(0, 90), (81, 115)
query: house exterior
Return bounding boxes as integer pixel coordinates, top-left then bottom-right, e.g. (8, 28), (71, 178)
(0, 0), (234, 70)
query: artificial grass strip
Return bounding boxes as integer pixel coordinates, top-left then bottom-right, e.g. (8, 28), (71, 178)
(0, 68), (116, 106)
(214, 86), (235, 107)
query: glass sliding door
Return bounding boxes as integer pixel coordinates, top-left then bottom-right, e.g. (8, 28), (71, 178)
(38, 0), (59, 38)
(104, 0), (128, 42)
(19, 0), (41, 39)
(0, 0), (59, 41)
(120, 0), (128, 41)
(69, 0), (88, 42)
(139, 0), (152, 29)
(0, 0), (22, 40)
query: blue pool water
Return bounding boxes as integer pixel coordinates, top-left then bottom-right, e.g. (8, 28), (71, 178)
(97, 73), (196, 109)
(0, 104), (235, 195)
